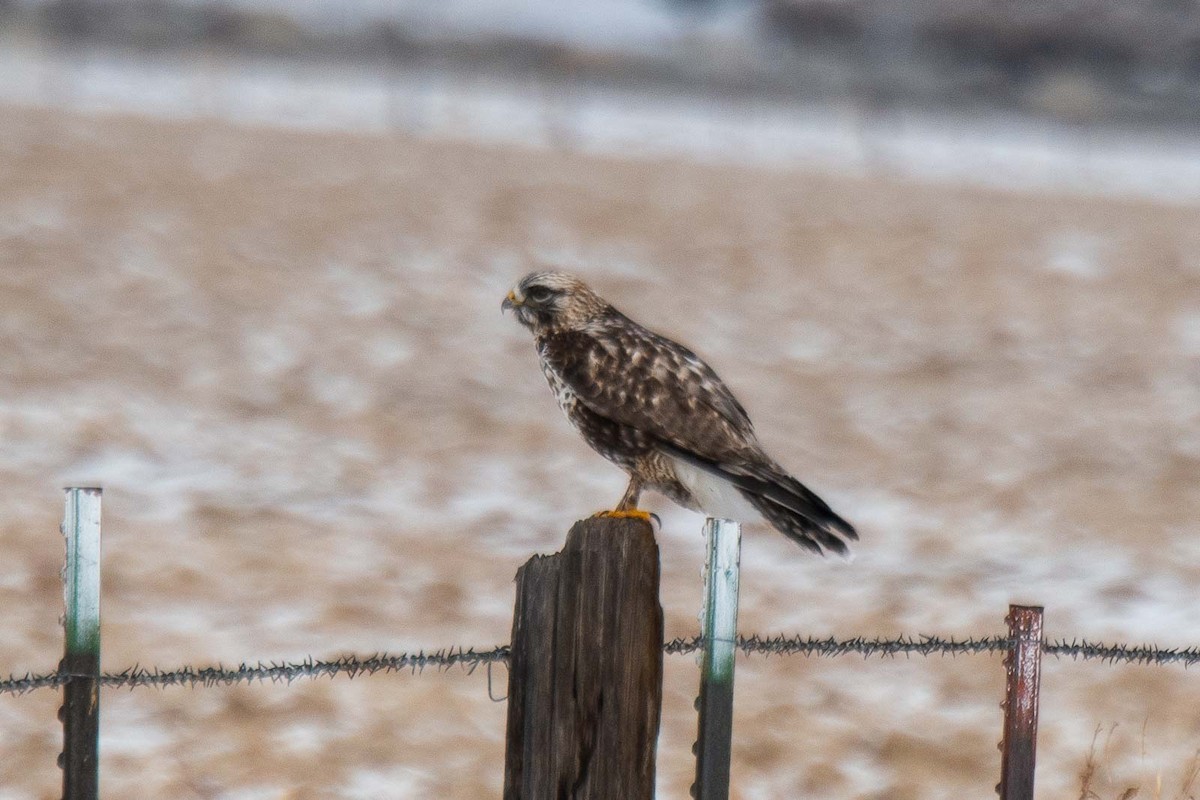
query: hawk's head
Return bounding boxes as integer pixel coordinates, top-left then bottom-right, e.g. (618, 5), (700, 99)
(502, 271), (609, 333)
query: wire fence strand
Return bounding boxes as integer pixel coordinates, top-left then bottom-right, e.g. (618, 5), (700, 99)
(669, 634), (1200, 666)
(0, 647), (511, 697)
(5, 633), (1200, 698)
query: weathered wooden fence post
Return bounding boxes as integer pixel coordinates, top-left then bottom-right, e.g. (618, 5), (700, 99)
(691, 518), (742, 800)
(998, 604), (1044, 800)
(60, 487), (102, 800)
(503, 516), (663, 800)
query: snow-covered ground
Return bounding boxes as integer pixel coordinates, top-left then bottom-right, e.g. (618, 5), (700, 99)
(0, 84), (1198, 798)
(3, 41), (1200, 205)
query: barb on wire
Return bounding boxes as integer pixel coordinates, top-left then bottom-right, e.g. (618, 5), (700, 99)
(6, 633), (1200, 698)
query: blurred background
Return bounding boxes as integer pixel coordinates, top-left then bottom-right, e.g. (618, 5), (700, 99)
(1, 1), (1199, 797)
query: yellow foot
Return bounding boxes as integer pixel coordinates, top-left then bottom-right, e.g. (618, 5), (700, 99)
(591, 509), (660, 526)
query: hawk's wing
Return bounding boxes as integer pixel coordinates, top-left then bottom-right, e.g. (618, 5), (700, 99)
(538, 319), (759, 464)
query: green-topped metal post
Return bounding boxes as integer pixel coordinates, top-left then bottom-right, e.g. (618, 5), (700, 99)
(60, 487), (101, 800)
(691, 518), (741, 800)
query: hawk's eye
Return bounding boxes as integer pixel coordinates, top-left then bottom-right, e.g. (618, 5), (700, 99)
(526, 285), (554, 303)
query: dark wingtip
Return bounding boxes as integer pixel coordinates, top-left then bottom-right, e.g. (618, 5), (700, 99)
(742, 491), (857, 558)
(821, 536), (850, 557)
(815, 521), (855, 558)
(831, 515), (858, 542)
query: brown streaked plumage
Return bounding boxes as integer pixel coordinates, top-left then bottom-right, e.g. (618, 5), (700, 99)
(502, 270), (856, 556)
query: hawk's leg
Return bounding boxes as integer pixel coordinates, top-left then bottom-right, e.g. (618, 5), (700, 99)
(616, 477), (642, 511)
(592, 477), (658, 525)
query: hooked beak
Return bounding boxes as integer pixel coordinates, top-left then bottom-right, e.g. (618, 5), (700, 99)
(501, 290), (521, 313)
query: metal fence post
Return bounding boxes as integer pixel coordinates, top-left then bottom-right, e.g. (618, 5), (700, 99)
(60, 487), (102, 800)
(998, 605), (1043, 800)
(692, 518), (742, 800)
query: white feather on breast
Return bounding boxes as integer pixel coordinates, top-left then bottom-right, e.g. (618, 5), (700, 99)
(539, 356), (577, 420)
(668, 456), (764, 524)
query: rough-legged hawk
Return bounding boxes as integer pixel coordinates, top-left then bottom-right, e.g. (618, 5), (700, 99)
(503, 271), (856, 556)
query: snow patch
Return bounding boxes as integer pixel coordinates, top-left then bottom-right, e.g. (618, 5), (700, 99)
(1044, 230), (1108, 279)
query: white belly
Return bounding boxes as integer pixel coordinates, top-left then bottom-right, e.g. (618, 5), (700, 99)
(668, 456), (764, 523)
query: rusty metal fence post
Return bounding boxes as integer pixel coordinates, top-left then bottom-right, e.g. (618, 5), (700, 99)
(60, 487), (102, 800)
(998, 605), (1044, 800)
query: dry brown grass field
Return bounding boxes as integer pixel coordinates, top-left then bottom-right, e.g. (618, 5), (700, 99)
(1, 106), (1199, 798)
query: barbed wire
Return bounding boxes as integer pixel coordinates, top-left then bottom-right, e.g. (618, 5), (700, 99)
(665, 634), (1008, 659)
(0, 647), (510, 697)
(668, 634), (1200, 666)
(5, 633), (1200, 698)
(1042, 639), (1200, 666)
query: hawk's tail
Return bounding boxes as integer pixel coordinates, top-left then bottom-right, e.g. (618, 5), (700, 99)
(659, 444), (857, 556)
(733, 462), (857, 557)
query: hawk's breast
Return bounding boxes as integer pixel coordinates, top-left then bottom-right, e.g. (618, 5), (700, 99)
(538, 349), (578, 419)
(535, 337), (650, 471)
